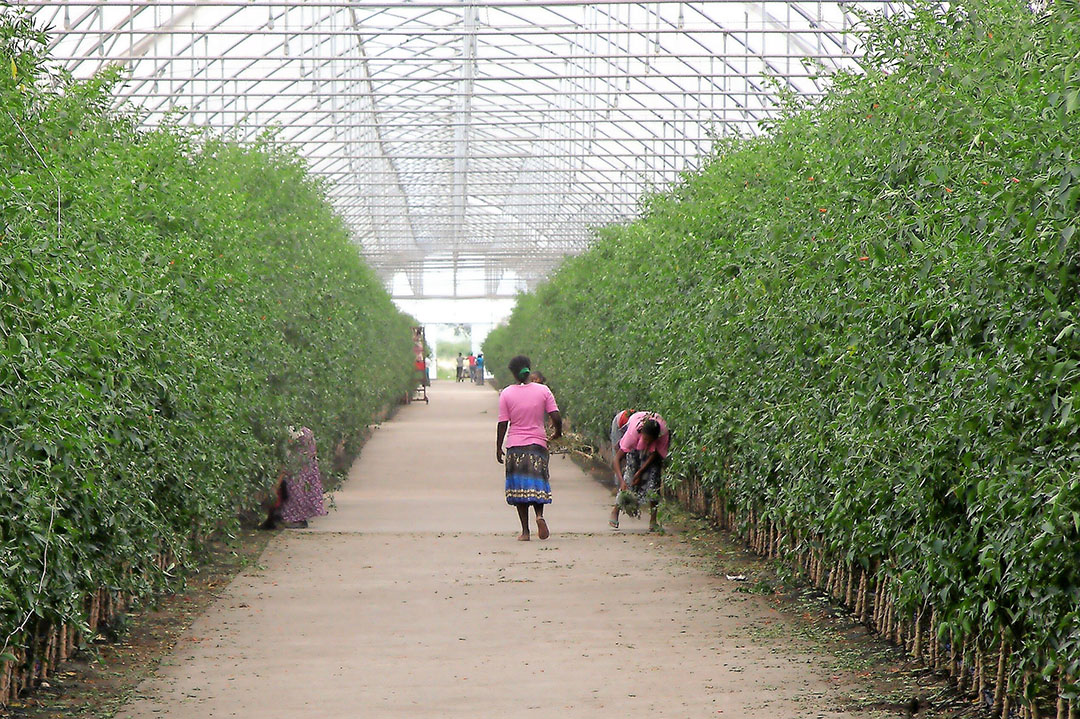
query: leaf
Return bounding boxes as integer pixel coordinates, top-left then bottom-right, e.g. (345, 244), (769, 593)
(1067, 90), (1080, 115)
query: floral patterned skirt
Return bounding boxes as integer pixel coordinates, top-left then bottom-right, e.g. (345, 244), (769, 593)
(281, 463), (327, 522)
(504, 444), (552, 505)
(623, 449), (662, 503)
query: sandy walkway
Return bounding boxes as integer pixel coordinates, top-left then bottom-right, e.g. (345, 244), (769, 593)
(116, 381), (898, 718)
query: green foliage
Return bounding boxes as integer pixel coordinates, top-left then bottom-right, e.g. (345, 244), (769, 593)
(438, 339), (471, 359)
(615, 490), (641, 519)
(486, 0), (1080, 692)
(0, 9), (415, 646)
(436, 340), (471, 380)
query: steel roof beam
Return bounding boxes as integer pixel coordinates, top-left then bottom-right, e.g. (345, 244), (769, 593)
(28, 0), (878, 298)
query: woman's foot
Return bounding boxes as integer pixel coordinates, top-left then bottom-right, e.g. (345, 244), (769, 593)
(517, 532), (530, 541)
(648, 508), (662, 533)
(536, 516), (549, 540)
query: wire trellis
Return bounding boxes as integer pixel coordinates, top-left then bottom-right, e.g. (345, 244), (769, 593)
(19, 0), (897, 298)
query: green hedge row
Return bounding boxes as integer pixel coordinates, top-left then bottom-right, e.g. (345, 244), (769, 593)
(486, 0), (1080, 710)
(0, 9), (415, 685)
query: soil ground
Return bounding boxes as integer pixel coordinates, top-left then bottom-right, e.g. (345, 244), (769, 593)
(4, 381), (984, 718)
(1, 531), (272, 719)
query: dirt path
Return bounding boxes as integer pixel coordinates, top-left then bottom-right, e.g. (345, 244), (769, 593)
(115, 381), (903, 719)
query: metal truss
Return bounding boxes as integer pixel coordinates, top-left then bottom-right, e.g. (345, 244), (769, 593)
(18, 0), (900, 299)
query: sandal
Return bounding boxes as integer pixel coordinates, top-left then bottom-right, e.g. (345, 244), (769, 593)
(608, 517), (619, 529)
(536, 516), (550, 540)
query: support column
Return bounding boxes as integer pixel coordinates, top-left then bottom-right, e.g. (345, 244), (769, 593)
(451, 3), (478, 298)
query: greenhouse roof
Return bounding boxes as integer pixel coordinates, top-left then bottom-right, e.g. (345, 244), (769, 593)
(21, 1), (899, 298)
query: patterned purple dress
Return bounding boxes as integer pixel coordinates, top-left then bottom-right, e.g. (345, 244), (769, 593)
(281, 427), (327, 523)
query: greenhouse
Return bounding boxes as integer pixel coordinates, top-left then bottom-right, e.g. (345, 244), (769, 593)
(2, 0), (1078, 717)
(25, 0), (886, 300)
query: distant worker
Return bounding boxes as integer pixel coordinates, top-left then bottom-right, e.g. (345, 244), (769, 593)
(610, 411), (669, 533)
(414, 356), (426, 387)
(262, 426), (327, 530)
(467, 352), (477, 383)
(496, 355), (562, 541)
(476, 353), (485, 385)
(456, 352), (465, 382)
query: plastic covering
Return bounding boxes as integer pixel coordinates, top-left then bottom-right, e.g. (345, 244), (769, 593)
(22, 1), (900, 297)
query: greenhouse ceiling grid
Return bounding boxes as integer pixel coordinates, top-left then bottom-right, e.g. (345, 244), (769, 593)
(19, 0), (903, 299)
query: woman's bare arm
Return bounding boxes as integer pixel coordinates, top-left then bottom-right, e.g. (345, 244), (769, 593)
(496, 420), (508, 463)
(613, 448), (627, 490)
(548, 410), (563, 440)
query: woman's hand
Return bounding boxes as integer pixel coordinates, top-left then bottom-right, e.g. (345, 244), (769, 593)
(496, 446), (504, 464)
(631, 470), (643, 487)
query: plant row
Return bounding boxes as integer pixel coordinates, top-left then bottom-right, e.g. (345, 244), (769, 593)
(485, 1), (1080, 715)
(0, 9), (416, 702)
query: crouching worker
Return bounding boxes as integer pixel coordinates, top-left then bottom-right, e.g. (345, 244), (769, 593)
(610, 412), (670, 532)
(262, 425), (328, 529)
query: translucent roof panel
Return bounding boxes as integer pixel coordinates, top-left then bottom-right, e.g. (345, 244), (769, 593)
(22, 1), (901, 298)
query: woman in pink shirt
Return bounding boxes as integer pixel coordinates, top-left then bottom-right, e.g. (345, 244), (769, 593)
(496, 355), (563, 541)
(611, 411), (669, 532)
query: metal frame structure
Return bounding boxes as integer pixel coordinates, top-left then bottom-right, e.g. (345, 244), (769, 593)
(18, 1), (900, 298)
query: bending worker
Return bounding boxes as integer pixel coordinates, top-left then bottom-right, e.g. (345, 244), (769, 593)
(610, 411), (670, 533)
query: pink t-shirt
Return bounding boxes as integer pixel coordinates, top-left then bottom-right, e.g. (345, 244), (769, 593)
(619, 411), (670, 458)
(498, 382), (559, 448)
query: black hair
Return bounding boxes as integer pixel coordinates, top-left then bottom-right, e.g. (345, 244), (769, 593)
(508, 355), (531, 383)
(641, 418), (661, 439)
